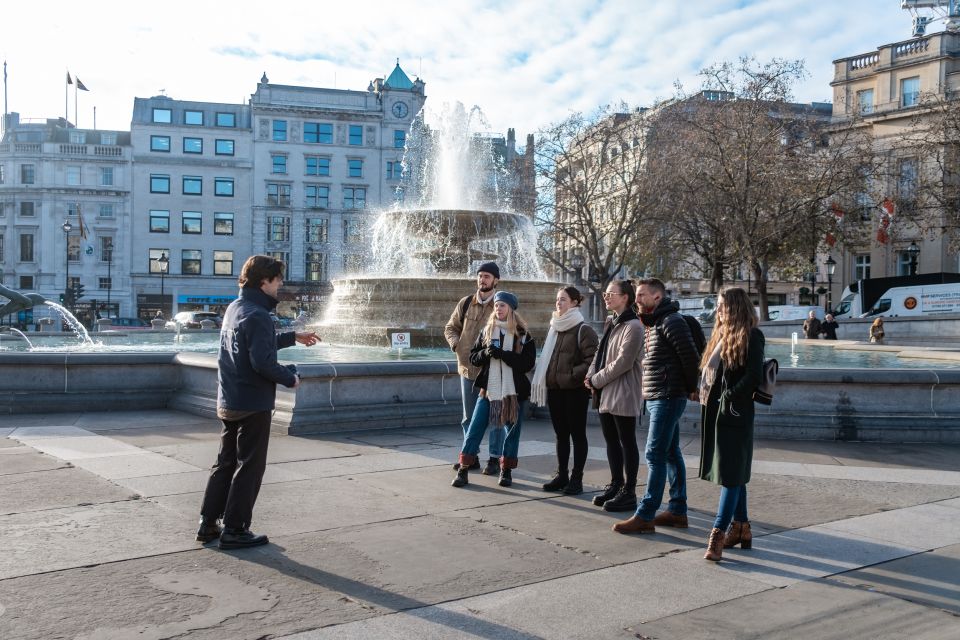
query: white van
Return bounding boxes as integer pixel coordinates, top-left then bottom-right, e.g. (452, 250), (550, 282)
(861, 284), (960, 317)
(765, 305), (825, 322)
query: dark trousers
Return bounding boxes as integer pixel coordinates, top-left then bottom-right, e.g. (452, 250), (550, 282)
(598, 412), (640, 488)
(547, 388), (590, 474)
(200, 410), (272, 530)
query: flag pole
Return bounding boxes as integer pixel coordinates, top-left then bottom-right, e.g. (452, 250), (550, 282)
(74, 80), (78, 128)
(65, 71), (70, 125)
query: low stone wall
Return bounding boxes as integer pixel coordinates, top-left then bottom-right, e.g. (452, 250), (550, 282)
(2, 352), (960, 442)
(758, 312), (960, 345)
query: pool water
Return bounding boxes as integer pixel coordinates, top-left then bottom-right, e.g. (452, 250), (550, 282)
(1, 331), (958, 369)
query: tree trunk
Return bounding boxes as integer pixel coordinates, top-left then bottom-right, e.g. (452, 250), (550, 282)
(752, 260), (769, 321)
(710, 258), (724, 293)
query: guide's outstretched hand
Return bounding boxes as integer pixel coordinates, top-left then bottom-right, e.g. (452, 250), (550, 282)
(295, 331), (321, 346)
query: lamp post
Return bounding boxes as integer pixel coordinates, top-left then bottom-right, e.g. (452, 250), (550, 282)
(157, 252), (169, 317)
(570, 253), (584, 285)
(825, 255), (837, 313)
(906, 241), (920, 276)
(806, 259), (817, 306)
(61, 220), (73, 310)
(105, 239), (113, 318)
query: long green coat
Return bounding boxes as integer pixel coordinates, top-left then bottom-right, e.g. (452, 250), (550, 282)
(699, 328), (765, 487)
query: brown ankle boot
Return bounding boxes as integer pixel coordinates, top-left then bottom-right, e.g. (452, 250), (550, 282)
(704, 528), (724, 561)
(724, 520), (752, 549)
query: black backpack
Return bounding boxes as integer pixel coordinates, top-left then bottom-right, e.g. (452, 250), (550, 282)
(681, 314), (707, 359)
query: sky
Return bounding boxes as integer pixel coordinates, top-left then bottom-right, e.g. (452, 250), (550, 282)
(0, 0), (936, 139)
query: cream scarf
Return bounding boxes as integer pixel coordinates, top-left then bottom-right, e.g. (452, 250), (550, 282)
(485, 321), (519, 425)
(530, 308), (584, 406)
(699, 342), (722, 406)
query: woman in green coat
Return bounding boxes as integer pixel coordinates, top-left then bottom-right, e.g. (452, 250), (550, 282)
(697, 287), (764, 561)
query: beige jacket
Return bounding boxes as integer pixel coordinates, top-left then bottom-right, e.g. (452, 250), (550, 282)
(586, 318), (644, 416)
(444, 293), (495, 379)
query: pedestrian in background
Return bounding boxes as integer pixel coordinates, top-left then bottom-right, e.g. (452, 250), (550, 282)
(802, 310), (821, 339)
(870, 317), (885, 344)
(820, 313), (839, 340)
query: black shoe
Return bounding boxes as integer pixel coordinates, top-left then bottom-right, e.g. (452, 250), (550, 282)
(453, 461), (460, 470)
(482, 457), (501, 476)
(592, 483), (623, 506)
(451, 468), (469, 488)
(542, 470), (569, 492)
(195, 519), (221, 543)
(218, 527), (269, 549)
(498, 468), (512, 487)
(563, 472), (583, 496)
(469, 457), (482, 470)
(602, 488), (638, 512)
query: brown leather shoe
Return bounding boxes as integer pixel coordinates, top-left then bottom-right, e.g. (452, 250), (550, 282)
(704, 527), (724, 561)
(612, 515), (655, 534)
(652, 511), (689, 528)
(724, 520), (752, 549)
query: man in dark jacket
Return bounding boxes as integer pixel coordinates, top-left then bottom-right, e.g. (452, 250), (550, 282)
(197, 255), (320, 549)
(613, 278), (700, 535)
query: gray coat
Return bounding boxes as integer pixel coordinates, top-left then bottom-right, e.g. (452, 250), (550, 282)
(586, 317), (644, 416)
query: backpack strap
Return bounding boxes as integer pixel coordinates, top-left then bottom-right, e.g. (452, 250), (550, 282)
(458, 295), (473, 323)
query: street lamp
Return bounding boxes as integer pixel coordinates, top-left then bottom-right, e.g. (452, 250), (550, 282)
(104, 239), (113, 318)
(906, 241), (920, 276)
(825, 255), (837, 313)
(570, 254), (584, 285)
(157, 252), (169, 317)
(61, 220), (73, 310)
(806, 259), (817, 306)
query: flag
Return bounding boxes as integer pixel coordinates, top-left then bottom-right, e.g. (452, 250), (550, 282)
(77, 203), (88, 240)
(66, 71), (72, 85)
(76, 77), (89, 91)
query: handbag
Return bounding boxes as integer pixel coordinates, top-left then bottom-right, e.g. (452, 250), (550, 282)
(752, 358), (779, 405)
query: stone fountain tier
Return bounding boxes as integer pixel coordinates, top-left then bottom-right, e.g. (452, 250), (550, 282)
(318, 277), (566, 347)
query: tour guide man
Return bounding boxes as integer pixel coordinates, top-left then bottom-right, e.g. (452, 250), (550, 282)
(197, 255), (321, 550)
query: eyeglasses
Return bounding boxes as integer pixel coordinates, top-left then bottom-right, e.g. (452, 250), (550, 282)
(602, 292), (624, 298)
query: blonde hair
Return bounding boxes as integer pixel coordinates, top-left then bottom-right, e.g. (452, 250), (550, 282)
(700, 287), (756, 370)
(483, 305), (527, 346)
(871, 317), (884, 327)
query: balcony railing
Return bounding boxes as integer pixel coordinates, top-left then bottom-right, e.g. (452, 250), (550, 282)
(59, 144), (88, 155)
(848, 53), (879, 72)
(894, 38), (930, 59)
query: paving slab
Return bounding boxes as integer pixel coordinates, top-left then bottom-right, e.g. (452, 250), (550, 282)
(0, 466), (132, 515)
(275, 449), (454, 479)
(148, 436), (364, 468)
(75, 409), (215, 431)
(632, 576), (960, 640)
(116, 464), (311, 498)
(92, 422), (223, 447)
(77, 451), (201, 479)
(827, 543), (960, 615)
(0, 447), (69, 475)
(10, 425), (146, 459)
(819, 502), (960, 550)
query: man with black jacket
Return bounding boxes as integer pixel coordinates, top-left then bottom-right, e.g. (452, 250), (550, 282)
(197, 255), (320, 550)
(613, 278), (700, 535)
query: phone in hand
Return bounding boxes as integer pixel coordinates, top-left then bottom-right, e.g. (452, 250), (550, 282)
(491, 338), (500, 349)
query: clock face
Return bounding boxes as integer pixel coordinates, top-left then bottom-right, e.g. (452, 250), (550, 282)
(392, 101), (409, 118)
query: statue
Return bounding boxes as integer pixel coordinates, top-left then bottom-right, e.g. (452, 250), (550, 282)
(0, 283), (48, 318)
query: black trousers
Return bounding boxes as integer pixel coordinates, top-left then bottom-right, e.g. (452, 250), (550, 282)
(546, 388), (590, 474)
(598, 412), (639, 488)
(200, 410), (272, 530)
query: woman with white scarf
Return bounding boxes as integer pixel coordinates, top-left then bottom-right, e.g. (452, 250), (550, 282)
(530, 286), (598, 495)
(452, 291), (536, 489)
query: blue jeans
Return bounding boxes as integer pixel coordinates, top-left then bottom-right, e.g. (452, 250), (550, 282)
(713, 485), (748, 531)
(461, 397), (523, 461)
(460, 376), (505, 456)
(636, 397), (688, 519)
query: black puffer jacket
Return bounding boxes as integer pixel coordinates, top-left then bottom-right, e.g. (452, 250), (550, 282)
(640, 298), (699, 399)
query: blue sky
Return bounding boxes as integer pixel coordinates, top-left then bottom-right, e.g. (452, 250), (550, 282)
(0, 1), (932, 138)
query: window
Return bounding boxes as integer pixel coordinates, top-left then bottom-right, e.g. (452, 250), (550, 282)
(215, 139), (235, 155)
(149, 249), (169, 273)
(20, 201), (35, 217)
(67, 276), (80, 291)
(386, 161), (401, 180)
(100, 236), (114, 261)
(272, 120), (287, 141)
(183, 137), (203, 154)
(214, 250), (234, 275)
(306, 218), (328, 243)
(272, 154), (287, 174)
(150, 174), (170, 193)
(854, 254), (871, 281)
(100, 133), (117, 145)
(348, 159), (363, 178)
(857, 89), (874, 115)
(184, 110), (203, 125)
(305, 185), (329, 208)
(19, 233), (34, 262)
(99, 204), (115, 218)
(268, 216), (290, 242)
(100, 167), (114, 186)
(19, 276), (33, 290)
(267, 251), (289, 266)
(267, 183), (291, 206)
(214, 178), (234, 197)
(305, 156), (330, 176)
(69, 131), (86, 144)
(304, 122), (333, 144)
(901, 76), (920, 107)
(305, 252), (327, 282)
(182, 249), (202, 275)
(182, 211), (202, 234)
(897, 251), (915, 276)
(0, 164), (4, 184)
(150, 210), (170, 233)
(66, 166), (81, 185)
(150, 135), (171, 152)
(898, 158), (918, 201)
(394, 130), (406, 148)
(349, 125), (363, 145)
(99, 277), (112, 290)
(182, 176), (202, 195)
(216, 112), (236, 127)
(0, 233), (3, 261)
(214, 212), (234, 235)
(152, 108), (172, 123)
(343, 218), (365, 244)
(343, 187), (366, 209)
(21, 164), (35, 184)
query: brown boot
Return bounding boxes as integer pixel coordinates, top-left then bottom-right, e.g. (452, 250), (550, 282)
(653, 511), (689, 528)
(724, 520), (752, 549)
(612, 515), (655, 534)
(704, 528), (724, 561)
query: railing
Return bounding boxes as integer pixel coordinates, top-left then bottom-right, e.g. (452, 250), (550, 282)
(848, 53), (879, 71)
(58, 144), (88, 155)
(894, 38), (930, 59)
(14, 143), (41, 153)
(94, 146), (123, 157)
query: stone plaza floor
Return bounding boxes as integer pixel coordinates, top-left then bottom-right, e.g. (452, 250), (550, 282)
(1, 409), (959, 639)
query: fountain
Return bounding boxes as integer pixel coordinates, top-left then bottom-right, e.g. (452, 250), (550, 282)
(0, 284), (93, 346)
(319, 103), (561, 346)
